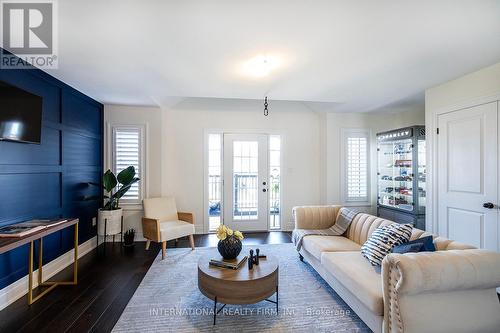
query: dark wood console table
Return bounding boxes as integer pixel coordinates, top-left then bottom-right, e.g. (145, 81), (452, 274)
(0, 218), (79, 305)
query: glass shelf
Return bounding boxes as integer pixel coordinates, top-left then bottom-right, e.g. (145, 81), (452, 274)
(417, 139), (426, 213)
(377, 138), (414, 211)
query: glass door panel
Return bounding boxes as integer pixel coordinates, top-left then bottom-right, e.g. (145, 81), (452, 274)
(232, 141), (259, 220)
(223, 134), (269, 231)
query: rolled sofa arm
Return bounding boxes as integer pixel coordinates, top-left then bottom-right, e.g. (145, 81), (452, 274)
(382, 249), (500, 333)
(383, 249), (500, 294)
(292, 205), (341, 229)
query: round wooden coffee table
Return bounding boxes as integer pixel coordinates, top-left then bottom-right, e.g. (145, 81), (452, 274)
(198, 252), (279, 324)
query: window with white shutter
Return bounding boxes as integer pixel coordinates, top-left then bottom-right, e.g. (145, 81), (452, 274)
(342, 129), (370, 203)
(112, 126), (144, 204)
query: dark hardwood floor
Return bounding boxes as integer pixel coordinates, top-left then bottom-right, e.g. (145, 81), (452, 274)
(0, 232), (291, 333)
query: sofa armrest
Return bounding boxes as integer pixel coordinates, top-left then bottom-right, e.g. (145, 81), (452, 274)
(383, 249), (500, 295)
(178, 212), (194, 224)
(382, 250), (500, 333)
(142, 217), (160, 242)
(292, 205), (341, 229)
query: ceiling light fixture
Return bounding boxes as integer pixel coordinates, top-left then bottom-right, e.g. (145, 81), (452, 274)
(264, 96), (269, 116)
(241, 55), (280, 77)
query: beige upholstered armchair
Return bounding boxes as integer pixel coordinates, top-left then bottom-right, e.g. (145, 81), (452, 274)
(142, 196), (195, 259)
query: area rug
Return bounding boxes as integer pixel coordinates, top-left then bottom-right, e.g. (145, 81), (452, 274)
(112, 243), (371, 332)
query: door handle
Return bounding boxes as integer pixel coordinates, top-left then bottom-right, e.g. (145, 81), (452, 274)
(483, 202), (495, 209)
(262, 189), (267, 192)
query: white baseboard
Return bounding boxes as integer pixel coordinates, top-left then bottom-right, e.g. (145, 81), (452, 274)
(100, 229), (205, 243)
(104, 231), (206, 243)
(0, 236), (97, 311)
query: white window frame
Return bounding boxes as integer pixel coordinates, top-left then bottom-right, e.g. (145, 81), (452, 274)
(340, 128), (370, 205)
(109, 124), (146, 207)
(204, 130), (224, 233)
(268, 134), (282, 230)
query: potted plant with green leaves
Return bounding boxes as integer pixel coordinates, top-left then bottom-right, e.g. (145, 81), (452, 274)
(97, 166), (140, 237)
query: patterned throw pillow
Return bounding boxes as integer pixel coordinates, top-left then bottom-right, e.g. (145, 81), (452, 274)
(361, 223), (413, 266)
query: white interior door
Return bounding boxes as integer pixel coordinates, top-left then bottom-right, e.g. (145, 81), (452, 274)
(437, 102), (499, 251)
(223, 134), (269, 231)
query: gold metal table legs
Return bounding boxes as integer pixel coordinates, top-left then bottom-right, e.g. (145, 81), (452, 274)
(27, 222), (79, 305)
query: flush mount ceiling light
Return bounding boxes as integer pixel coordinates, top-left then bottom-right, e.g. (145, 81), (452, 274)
(241, 55), (280, 77)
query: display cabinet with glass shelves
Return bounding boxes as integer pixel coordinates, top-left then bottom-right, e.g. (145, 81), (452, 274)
(377, 126), (425, 229)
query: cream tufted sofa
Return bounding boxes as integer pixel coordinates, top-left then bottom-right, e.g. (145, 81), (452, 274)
(293, 205), (500, 333)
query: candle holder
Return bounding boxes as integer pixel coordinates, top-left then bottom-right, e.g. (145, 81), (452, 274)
(248, 248), (261, 269)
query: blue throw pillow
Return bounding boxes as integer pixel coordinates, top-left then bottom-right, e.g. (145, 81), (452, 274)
(418, 235), (436, 252)
(392, 235), (436, 253)
(392, 242), (424, 254)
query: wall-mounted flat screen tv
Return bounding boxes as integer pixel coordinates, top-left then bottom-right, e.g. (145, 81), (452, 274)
(0, 81), (42, 144)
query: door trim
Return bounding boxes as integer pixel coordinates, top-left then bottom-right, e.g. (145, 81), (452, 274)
(428, 94), (500, 236)
(203, 129), (285, 233)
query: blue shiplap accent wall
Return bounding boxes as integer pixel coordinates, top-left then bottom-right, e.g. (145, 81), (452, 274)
(0, 54), (103, 289)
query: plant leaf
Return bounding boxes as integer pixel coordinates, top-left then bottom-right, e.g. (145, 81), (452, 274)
(112, 178), (140, 200)
(117, 166), (136, 185)
(104, 197), (118, 210)
(103, 169), (117, 193)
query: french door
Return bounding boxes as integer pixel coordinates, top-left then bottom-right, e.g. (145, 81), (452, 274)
(223, 134), (269, 231)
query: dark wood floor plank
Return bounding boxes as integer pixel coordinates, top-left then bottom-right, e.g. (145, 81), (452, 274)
(15, 247), (142, 332)
(0, 249), (103, 332)
(89, 271), (149, 333)
(0, 232), (291, 333)
(65, 247), (160, 333)
(17, 254), (122, 332)
(36, 267), (130, 333)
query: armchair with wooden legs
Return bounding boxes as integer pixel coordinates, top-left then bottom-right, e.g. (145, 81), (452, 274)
(142, 196), (195, 259)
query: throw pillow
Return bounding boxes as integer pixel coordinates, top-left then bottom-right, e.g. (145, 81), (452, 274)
(392, 242), (424, 254)
(361, 223), (413, 266)
(416, 235), (436, 252)
(392, 235), (436, 254)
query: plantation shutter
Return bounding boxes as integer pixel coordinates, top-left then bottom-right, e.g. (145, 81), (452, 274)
(346, 136), (368, 201)
(113, 127), (141, 202)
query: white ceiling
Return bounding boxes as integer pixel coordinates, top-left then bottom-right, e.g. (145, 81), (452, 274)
(43, 0), (500, 112)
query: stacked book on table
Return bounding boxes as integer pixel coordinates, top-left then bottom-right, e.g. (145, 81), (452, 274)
(0, 219), (68, 238)
(209, 255), (248, 270)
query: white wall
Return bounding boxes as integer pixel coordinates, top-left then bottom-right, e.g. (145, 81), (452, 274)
(425, 61), (500, 234)
(104, 99), (424, 235)
(426, 62), (500, 111)
(161, 99), (322, 232)
(325, 107), (425, 214)
(104, 104), (162, 238)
